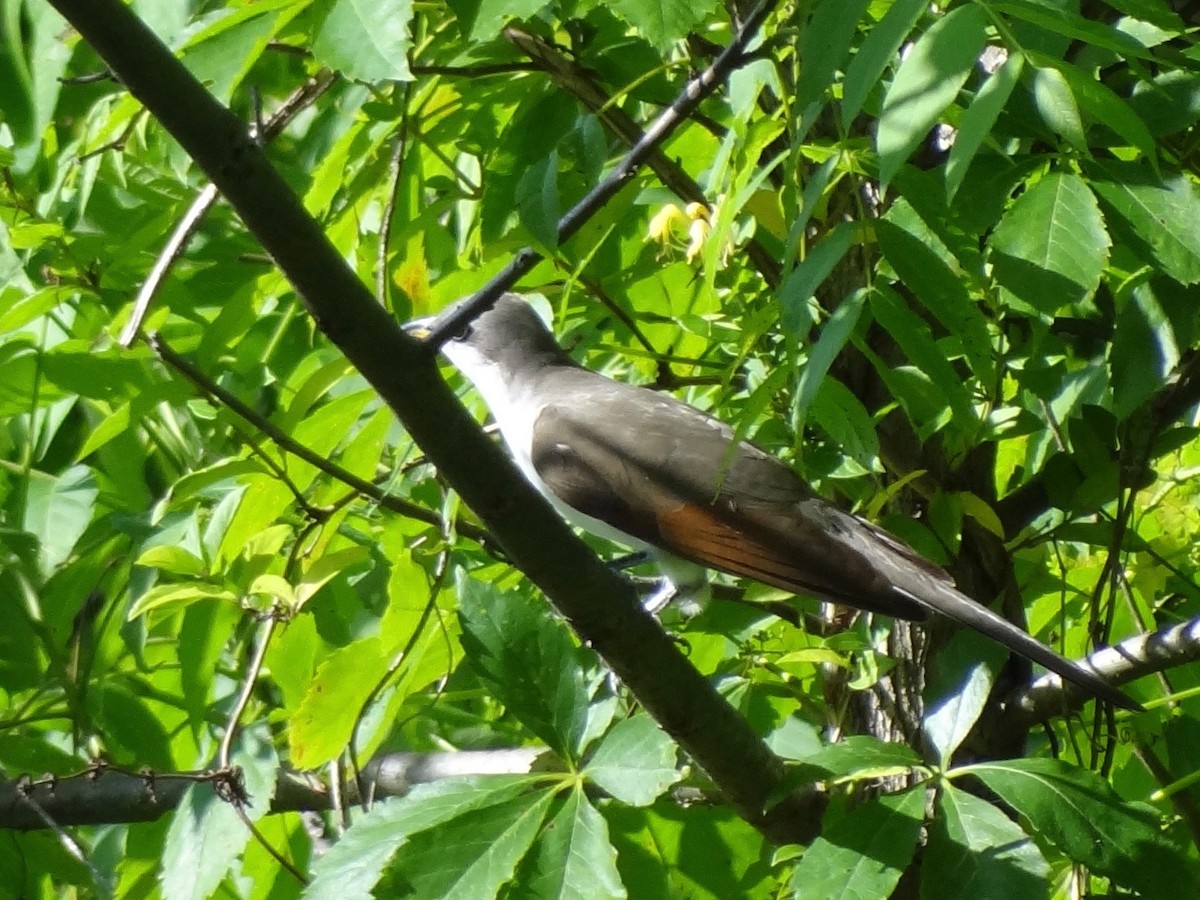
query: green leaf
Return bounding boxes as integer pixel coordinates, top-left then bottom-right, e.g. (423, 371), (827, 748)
(313, 0), (413, 82)
(808, 375), (880, 472)
(795, 0), (873, 112)
(946, 53), (1023, 202)
(288, 637), (391, 769)
(23, 465), (98, 576)
(296, 545), (371, 607)
(922, 661), (992, 767)
(523, 787), (627, 900)
(457, 572), (590, 761)
(989, 172), (1109, 316)
(1088, 160), (1200, 285)
(779, 222), (855, 337)
(922, 786), (1049, 900)
(126, 582), (239, 620)
(875, 200), (995, 383)
(608, 0), (715, 52)
(877, 4), (989, 186)
(0, 286), (75, 335)
(135, 545), (207, 577)
(841, 0), (928, 128)
(1030, 55), (1157, 163)
(1111, 281), (1182, 419)
(304, 777), (541, 899)
(964, 758), (1200, 894)
(798, 735), (923, 780)
(869, 285), (973, 424)
(790, 788), (926, 898)
(1030, 65), (1086, 150)
(445, 0), (548, 41)
(988, 1), (1154, 59)
(793, 289), (866, 423)
(392, 789), (555, 898)
(605, 803), (773, 897)
(517, 150), (561, 250)
(584, 715), (680, 807)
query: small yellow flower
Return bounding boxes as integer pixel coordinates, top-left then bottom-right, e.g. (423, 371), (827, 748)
(685, 218), (711, 262)
(684, 201), (710, 221)
(647, 203), (686, 242)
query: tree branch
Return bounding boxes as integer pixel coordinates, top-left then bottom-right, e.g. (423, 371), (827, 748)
(0, 750), (547, 830)
(999, 615), (1200, 729)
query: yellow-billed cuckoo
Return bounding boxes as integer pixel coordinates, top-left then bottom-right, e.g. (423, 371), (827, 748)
(413, 294), (1139, 711)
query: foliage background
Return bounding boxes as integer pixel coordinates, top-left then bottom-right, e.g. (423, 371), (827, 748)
(2, 0), (1200, 896)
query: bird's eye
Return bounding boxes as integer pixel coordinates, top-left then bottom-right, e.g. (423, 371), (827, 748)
(452, 323), (474, 341)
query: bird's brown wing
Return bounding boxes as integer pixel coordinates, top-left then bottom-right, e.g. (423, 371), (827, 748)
(528, 372), (931, 618)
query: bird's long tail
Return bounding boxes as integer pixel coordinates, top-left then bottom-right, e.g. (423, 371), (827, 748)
(908, 580), (1141, 711)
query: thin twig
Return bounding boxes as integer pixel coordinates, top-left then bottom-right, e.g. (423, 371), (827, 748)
(233, 801), (308, 885)
(218, 616), (278, 770)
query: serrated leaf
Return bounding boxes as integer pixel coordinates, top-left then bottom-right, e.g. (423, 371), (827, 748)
(798, 735), (923, 779)
(288, 637), (391, 769)
(842, 0), (928, 128)
(1030, 65), (1086, 150)
(877, 4), (989, 186)
(523, 787), (627, 900)
(584, 715), (679, 807)
(517, 150), (560, 250)
(394, 789), (555, 898)
(1088, 160), (1200, 285)
(1031, 55), (1157, 163)
(608, 0), (714, 52)
(964, 758), (1200, 895)
(875, 201), (995, 384)
(304, 777), (540, 899)
(313, 0), (413, 82)
(922, 786), (1049, 900)
(990, 172), (1109, 315)
(457, 572), (590, 761)
(989, 0), (1153, 59)
(790, 788), (926, 898)
(808, 376), (880, 472)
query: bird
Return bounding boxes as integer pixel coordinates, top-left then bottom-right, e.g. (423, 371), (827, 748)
(409, 293), (1140, 711)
